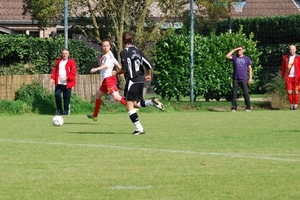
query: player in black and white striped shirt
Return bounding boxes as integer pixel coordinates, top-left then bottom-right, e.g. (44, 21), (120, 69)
(116, 32), (164, 135)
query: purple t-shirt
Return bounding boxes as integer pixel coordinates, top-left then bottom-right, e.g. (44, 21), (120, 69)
(232, 55), (252, 80)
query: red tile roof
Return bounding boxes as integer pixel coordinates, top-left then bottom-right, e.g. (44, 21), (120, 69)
(231, 0), (300, 18)
(0, 0), (31, 21)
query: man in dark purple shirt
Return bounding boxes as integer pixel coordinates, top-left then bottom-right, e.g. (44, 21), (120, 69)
(226, 46), (253, 112)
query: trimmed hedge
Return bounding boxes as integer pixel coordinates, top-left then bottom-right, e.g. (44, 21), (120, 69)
(152, 29), (262, 101)
(0, 34), (98, 75)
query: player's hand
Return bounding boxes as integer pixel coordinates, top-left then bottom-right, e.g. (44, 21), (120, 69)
(144, 75), (151, 82)
(49, 79), (54, 85)
(90, 68), (98, 73)
(248, 78), (252, 85)
(60, 77), (68, 82)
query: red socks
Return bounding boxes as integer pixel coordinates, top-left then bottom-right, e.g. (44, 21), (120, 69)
(93, 99), (102, 117)
(120, 97), (126, 106)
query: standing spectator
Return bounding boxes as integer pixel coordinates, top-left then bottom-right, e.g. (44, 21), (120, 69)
(50, 48), (77, 115)
(281, 45), (300, 110)
(87, 39), (126, 121)
(116, 32), (164, 135)
(226, 46), (253, 112)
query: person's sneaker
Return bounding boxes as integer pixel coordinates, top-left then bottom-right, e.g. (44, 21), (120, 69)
(56, 111), (62, 115)
(151, 98), (164, 111)
(132, 130), (145, 135)
(231, 109), (236, 112)
(87, 114), (97, 121)
(245, 109), (251, 112)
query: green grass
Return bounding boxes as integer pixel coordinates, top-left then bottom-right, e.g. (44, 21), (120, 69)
(0, 110), (300, 199)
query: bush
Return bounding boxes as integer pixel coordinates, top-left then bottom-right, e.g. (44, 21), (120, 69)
(0, 100), (25, 114)
(0, 34), (98, 75)
(152, 28), (262, 101)
(264, 71), (288, 109)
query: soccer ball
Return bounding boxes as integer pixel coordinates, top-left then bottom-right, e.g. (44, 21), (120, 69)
(52, 115), (64, 126)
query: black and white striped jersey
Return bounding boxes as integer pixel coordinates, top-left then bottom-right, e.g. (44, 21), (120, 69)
(120, 45), (152, 81)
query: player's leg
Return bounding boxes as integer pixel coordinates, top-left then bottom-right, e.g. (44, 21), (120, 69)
(240, 80), (251, 111)
(135, 97), (164, 110)
(285, 77), (294, 110)
(126, 81), (145, 135)
(54, 85), (63, 115)
(231, 80), (239, 111)
(107, 76), (126, 106)
(134, 82), (164, 110)
(87, 85), (106, 121)
(62, 86), (72, 115)
(293, 80), (299, 110)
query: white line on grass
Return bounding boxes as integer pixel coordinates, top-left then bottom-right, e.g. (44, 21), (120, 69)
(107, 185), (152, 190)
(0, 139), (299, 162)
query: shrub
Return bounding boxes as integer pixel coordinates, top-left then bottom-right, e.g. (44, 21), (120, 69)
(264, 71), (288, 109)
(0, 100), (25, 114)
(152, 28), (262, 101)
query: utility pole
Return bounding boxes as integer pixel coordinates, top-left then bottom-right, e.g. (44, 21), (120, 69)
(64, 0), (68, 49)
(189, 0), (194, 105)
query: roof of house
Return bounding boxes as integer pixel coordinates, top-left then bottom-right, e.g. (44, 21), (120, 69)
(0, 0), (31, 21)
(231, 0), (300, 18)
(1, 0), (300, 23)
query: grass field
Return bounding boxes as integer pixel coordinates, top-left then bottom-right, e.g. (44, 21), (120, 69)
(0, 109), (300, 199)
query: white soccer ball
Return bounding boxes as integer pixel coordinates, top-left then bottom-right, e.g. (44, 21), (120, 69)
(52, 115), (64, 126)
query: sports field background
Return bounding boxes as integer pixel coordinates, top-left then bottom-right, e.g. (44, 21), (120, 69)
(0, 110), (299, 199)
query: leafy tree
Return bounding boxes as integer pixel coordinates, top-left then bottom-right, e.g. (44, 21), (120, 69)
(69, 0), (189, 57)
(23, 0), (64, 27)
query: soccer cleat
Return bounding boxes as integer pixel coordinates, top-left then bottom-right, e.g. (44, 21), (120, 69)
(132, 130), (145, 135)
(56, 111), (62, 115)
(245, 109), (251, 112)
(87, 114), (98, 121)
(151, 98), (165, 111)
(231, 109), (236, 112)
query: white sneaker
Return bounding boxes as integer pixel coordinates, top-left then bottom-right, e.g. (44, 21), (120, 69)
(133, 130), (145, 135)
(245, 109), (251, 112)
(151, 98), (164, 111)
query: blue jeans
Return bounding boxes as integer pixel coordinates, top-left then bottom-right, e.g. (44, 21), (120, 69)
(55, 84), (72, 115)
(231, 79), (251, 110)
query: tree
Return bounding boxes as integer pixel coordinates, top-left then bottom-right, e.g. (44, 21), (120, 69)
(68, 0), (189, 57)
(23, 0), (64, 27)
(182, 0), (234, 34)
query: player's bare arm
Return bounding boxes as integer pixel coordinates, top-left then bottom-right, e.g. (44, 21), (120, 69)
(144, 69), (152, 82)
(248, 65), (253, 85)
(90, 65), (107, 73)
(226, 47), (242, 60)
(115, 69), (126, 76)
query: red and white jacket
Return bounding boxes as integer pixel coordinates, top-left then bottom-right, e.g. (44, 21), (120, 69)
(50, 57), (77, 89)
(281, 54), (300, 81)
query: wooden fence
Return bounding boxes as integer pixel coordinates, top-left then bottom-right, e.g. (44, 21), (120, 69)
(0, 74), (102, 101)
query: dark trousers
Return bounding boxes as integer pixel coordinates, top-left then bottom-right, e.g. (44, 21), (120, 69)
(232, 79), (251, 110)
(55, 84), (72, 115)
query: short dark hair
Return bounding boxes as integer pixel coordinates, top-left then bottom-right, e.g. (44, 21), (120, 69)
(122, 32), (133, 44)
(101, 38), (111, 45)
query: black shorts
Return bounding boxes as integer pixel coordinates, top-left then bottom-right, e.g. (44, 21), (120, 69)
(124, 80), (144, 101)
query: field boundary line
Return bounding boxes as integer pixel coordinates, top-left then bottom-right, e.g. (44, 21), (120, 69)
(0, 139), (299, 162)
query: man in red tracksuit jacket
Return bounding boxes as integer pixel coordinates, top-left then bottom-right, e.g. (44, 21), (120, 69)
(281, 45), (300, 110)
(50, 48), (77, 115)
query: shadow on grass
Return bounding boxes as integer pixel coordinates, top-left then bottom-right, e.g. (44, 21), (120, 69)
(206, 101), (275, 112)
(67, 131), (123, 134)
(64, 122), (100, 125)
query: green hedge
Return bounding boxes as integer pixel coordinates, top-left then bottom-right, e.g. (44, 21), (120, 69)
(202, 15), (300, 46)
(0, 34), (98, 75)
(152, 29), (262, 101)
